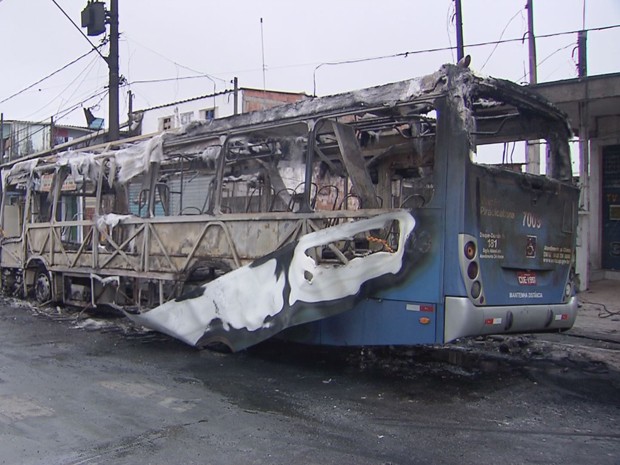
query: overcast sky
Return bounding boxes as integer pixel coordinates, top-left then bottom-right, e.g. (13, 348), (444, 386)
(0, 0), (619, 127)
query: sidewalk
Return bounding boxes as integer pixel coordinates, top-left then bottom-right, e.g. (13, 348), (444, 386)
(573, 279), (620, 344)
(530, 279), (620, 372)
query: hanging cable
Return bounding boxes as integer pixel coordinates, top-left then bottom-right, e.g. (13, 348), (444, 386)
(480, 9), (525, 71)
(8, 88), (109, 153)
(311, 24), (620, 95)
(49, 0), (107, 62)
(123, 34), (227, 84)
(0, 46), (105, 106)
(446, 2), (456, 63)
(56, 58), (102, 116)
(22, 54), (101, 120)
(515, 42), (575, 82)
(129, 75), (230, 86)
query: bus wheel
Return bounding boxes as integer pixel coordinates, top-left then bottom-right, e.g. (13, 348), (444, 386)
(34, 268), (52, 304)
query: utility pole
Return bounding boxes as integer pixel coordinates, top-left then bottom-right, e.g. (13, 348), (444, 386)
(50, 116), (55, 149)
(526, 0), (537, 84)
(233, 77), (239, 116)
(127, 89), (133, 133)
(0, 113), (4, 161)
(108, 0), (120, 141)
(81, 0), (120, 141)
(525, 0), (540, 174)
(577, 31), (587, 78)
(576, 29), (590, 291)
(260, 18), (268, 110)
(454, 0), (465, 61)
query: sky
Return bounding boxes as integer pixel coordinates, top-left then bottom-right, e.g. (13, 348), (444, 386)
(0, 0), (619, 128)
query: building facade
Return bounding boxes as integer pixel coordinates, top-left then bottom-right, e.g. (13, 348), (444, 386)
(1, 120), (94, 163)
(533, 73), (620, 287)
(133, 88), (308, 136)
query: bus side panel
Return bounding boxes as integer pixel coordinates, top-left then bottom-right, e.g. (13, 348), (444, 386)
(280, 298), (440, 346)
(373, 209), (444, 303)
(279, 209), (445, 346)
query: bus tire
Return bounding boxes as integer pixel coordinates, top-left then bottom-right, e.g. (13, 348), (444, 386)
(34, 267), (52, 304)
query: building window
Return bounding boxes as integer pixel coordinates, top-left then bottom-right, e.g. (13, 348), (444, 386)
(180, 111), (194, 125)
(200, 108), (216, 121)
(159, 116), (173, 131)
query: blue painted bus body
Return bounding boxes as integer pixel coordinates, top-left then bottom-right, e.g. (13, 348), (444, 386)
(282, 70), (579, 348)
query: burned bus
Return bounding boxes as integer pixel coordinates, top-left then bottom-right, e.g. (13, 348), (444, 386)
(0, 64), (579, 351)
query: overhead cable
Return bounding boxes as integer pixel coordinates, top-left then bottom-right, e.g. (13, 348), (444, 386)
(480, 8), (525, 71)
(23, 54), (101, 120)
(0, 47), (104, 106)
(129, 75), (229, 86)
(50, 0), (107, 62)
(8, 88), (109, 151)
(123, 34), (227, 85)
(312, 23), (620, 95)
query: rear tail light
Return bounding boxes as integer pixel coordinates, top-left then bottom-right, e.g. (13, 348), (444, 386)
(467, 261), (478, 280)
(471, 281), (482, 299)
(564, 282), (572, 300)
(464, 241), (476, 260)
(564, 267), (576, 302)
(459, 234), (485, 305)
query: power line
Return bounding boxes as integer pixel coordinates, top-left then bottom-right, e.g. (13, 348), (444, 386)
(446, 2), (456, 63)
(0, 46), (104, 106)
(22, 54), (101, 120)
(480, 8), (525, 71)
(50, 0), (107, 62)
(8, 88), (109, 153)
(5, 20), (617, 125)
(123, 34), (227, 85)
(515, 42), (575, 83)
(15, 88), (108, 129)
(129, 75), (227, 86)
(312, 23), (620, 95)
(124, 23), (620, 95)
(54, 55), (103, 117)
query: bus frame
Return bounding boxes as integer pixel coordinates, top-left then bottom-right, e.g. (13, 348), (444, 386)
(0, 64), (579, 351)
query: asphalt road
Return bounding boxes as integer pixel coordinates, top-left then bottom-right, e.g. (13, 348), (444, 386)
(0, 298), (618, 465)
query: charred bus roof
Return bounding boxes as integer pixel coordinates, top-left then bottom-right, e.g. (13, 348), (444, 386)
(167, 64), (571, 146)
(1, 64), (572, 182)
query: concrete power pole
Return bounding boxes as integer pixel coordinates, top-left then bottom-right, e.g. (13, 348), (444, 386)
(527, 0), (538, 85)
(127, 89), (134, 134)
(0, 113), (4, 161)
(233, 77), (239, 116)
(454, 0), (465, 62)
(525, 0), (540, 174)
(108, 0), (120, 141)
(576, 30), (590, 291)
(81, 0), (120, 141)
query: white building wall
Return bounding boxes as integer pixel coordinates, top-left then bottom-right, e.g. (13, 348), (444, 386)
(138, 92), (238, 135)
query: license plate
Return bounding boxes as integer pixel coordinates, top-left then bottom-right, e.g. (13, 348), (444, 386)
(517, 271), (537, 285)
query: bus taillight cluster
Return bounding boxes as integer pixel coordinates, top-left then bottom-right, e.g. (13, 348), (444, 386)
(459, 235), (485, 305)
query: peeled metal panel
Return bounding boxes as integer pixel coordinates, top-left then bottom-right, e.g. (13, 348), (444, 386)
(332, 122), (379, 208)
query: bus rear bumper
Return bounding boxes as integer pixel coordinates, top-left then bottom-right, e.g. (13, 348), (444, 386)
(444, 296), (578, 343)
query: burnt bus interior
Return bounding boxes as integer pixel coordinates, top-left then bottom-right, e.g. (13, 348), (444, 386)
(123, 106), (438, 220)
(0, 66), (573, 315)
